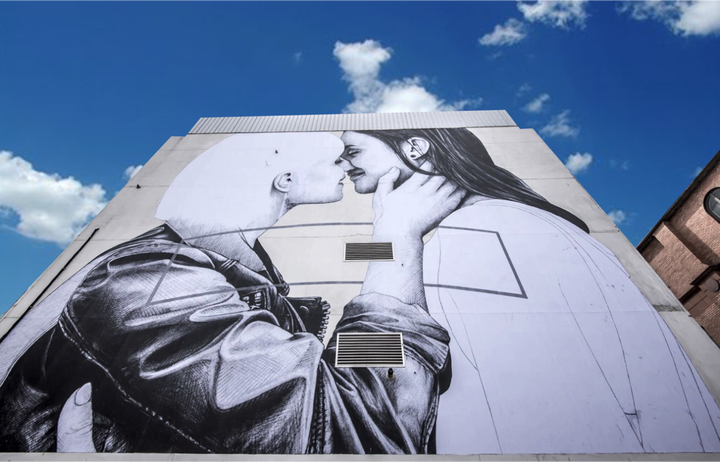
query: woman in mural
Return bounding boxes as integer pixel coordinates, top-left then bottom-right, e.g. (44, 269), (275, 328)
(337, 128), (720, 454)
(0, 132), (463, 454)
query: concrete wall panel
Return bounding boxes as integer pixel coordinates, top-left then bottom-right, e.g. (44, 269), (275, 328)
(485, 141), (574, 180)
(75, 186), (165, 242)
(592, 230), (682, 311)
(526, 178), (618, 232)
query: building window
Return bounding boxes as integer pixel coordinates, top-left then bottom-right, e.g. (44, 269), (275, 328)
(705, 188), (720, 223)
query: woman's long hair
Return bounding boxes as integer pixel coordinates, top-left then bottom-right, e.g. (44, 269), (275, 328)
(357, 128), (589, 233)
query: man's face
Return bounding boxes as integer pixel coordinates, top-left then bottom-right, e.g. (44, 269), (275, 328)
(286, 134), (347, 205)
(338, 131), (411, 194)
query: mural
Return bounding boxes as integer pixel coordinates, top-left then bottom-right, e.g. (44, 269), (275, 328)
(0, 128), (719, 455)
(339, 129), (720, 454)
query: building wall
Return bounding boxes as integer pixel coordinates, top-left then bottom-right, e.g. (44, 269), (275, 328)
(2, 114), (720, 458)
(641, 161), (720, 342)
(668, 166), (720, 264)
(686, 270), (720, 344)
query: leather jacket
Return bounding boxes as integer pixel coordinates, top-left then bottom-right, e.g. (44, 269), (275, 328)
(0, 225), (451, 454)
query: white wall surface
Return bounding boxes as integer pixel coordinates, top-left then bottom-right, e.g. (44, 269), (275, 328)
(2, 121), (720, 459)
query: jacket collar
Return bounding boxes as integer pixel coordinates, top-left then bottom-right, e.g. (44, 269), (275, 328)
(164, 223), (267, 274)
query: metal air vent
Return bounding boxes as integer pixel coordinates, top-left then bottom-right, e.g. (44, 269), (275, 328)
(335, 333), (405, 368)
(344, 242), (394, 261)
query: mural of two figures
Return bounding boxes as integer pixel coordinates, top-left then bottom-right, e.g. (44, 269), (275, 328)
(0, 128), (719, 454)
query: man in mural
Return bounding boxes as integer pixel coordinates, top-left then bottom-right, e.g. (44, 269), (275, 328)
(0, 132), (464, 454)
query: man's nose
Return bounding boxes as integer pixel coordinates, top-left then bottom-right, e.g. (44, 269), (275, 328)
(335, 157), (353, 171)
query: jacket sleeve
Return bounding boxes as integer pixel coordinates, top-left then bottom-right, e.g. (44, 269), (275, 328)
(313, 293), (451, 454)
(64, 244), (450, 455)
(62, 244), (325, 454)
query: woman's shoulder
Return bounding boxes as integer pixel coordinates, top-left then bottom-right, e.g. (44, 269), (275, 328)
(440, 199), (561, 233)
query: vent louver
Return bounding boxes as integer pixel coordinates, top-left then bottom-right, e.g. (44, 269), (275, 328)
(344, 242), (394, 261)
(335, 333), (405, 368)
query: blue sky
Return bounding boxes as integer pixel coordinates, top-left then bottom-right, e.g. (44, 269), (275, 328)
(1, 1), (719, 313)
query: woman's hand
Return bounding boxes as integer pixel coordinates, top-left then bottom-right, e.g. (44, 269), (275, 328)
(372, 164), (466, 239)
(57, 383), (97, 453)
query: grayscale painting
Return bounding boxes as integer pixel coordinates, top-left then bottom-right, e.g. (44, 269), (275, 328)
(0, 129), (718, 455)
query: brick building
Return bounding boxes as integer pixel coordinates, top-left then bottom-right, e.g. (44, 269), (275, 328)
(638, 150), (720, 344)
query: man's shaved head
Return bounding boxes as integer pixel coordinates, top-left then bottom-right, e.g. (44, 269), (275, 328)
(156, 132), (346, 228)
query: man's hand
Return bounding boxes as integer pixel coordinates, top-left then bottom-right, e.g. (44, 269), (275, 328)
(57, 383), (97, 453)
(362, 163), (465, 306)
(372, 164), (465, 239)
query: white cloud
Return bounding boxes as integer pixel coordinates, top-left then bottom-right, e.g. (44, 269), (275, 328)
(374, 79), (442, 113)
(517, 83), (533, 97)
(610, 159), (631, 170)
(451, 97), (485, 111)
(334, 40), (390, 113)
(523, 93), (551, 113)
(334, 40), (482, 113)
(479, 18), (528, 46)
(541, 110), (580, 137)
(607, 209), (627, 225)
(518, 0), (589, 29)
(565, 152), (593, 174)
(677, 1), (720, 35)
(124, 165), (143, 180)
(694, 166), (704, 176)
(374, 78), (482, 113)
(292, 51), (303, 63)
(0, 150), (106, 245)
(619, 1), (720, 36)
(478, 2), (588, 51)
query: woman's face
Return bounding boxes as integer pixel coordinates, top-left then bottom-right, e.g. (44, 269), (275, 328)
(339, 131), (414, 194)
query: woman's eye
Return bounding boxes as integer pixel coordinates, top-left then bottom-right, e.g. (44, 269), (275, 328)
(342, 149), (360, 159)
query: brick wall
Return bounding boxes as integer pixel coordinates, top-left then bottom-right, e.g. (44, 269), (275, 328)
(649, 222), (707, 296)
(668, 166), (720, 265)
(686, 271), (720, 345)
(640, 158), (720, 344)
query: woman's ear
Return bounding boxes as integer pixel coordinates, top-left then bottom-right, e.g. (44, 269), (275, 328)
(402, 137), (431, 163)
(273, 172), (294, 193)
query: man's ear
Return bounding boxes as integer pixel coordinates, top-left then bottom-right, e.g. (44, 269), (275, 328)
(273, 172), (294, 193)
(402, 137), (431, 163)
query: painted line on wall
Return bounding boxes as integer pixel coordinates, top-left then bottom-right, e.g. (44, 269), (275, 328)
(424, 283), (526, 299)
(147, 280), (529, 307)
(181, 222), (375, 241)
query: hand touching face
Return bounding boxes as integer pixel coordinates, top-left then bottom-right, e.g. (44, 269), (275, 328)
(371, 163), (466, 238)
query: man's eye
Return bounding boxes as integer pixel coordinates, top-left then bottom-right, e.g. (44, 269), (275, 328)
(343, 149), (360, 159)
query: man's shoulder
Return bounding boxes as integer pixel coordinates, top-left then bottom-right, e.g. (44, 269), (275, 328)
(95, 225), (215, 269)
(69, 226), (221, 309)
(65, 226), (238, 333)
